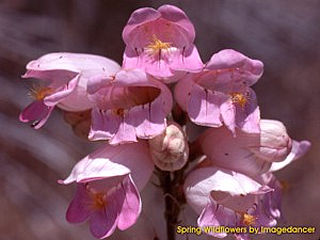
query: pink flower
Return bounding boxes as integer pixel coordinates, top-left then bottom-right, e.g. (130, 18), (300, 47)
(184, 166), (273, 239)
(196, 119), (310, 176)
(122, 5), (203, 82)
(175, 49), (263, 134)
(88, 69), (172, 145)
(19, 52), (120, 128)
(59, 141), (154, 239)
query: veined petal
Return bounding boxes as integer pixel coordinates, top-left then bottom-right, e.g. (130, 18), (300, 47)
(117, 176), (142, 230)
(59, 141), (153, 191)
(206, 49), (264, 86)
(89, 189), (121, 239)
(198, 201), (238, 238)
(188, 84), (223, 127)
(66, 184), (92, 223)
(184, 167), (270, 214)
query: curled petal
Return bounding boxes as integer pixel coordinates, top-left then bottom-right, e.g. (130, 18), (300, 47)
(206, 49), (264, 86)
(270, 140), (311, 172)
(184, 167), (271, 214)
(59, 141), (153, 190)
(19, 100), (54, 129)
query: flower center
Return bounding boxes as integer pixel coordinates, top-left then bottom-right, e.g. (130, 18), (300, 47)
(230, 92), (248, 108)
(145, 35), (172, 56)
(241, 213), (256, 226)
(29, 86), (53, 100)
(112, 108), (125, 117)
(92, 193), (107, 210)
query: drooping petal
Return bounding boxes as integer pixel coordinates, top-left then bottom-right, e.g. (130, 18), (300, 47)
(117, 175), (142, 230)
(89, 190), (120, 239)
(205, 49), (264, 86)
(66, 184), (92, 223)
(184, 167), (271, 214)
(19, 100), (54, 129)
(269, 140), (311, 172)
(59, 141), (153, 191)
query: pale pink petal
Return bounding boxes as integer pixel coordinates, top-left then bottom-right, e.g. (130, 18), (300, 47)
(19, 100), (54, 129)
(89, 109), (121, 141)
(89, 193), (120, 239)
(158, 4), (195, 43)
(184, 167), (270, 214)
(221, 89), (260, 135)
(117, 176), (142, 230)
(44, 76), (80, 106)
(174, 73), (195, 111)
(270, 140), (311, 172)
(122, 8), (161, 47)
(198, 201), (238, 238)
(109, 118), (138, 145)
(188, 84), (224, 127)
(66, 184), (92, 223)
(170, 45), (204, 72)
(60, 141), (153, 191)
(206, 49), (264, 86)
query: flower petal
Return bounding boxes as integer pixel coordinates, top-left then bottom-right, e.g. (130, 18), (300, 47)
(188, 84), (224, 127)
(206, 49), (264, 86)
(60, 141), (153, 191)
(19, 100), (54, 129)
(269, 140), (311, 172)
(117, 176), (142, 230)
(66, 184), (92, 223)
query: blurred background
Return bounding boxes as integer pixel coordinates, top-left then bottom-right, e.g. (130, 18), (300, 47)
(0, 0), (319, 239)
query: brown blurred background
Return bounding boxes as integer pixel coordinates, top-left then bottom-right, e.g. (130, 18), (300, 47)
(0, 0), (319, 240)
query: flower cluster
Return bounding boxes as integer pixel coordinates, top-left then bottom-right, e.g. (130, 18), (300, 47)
(19, 5), (311, 240)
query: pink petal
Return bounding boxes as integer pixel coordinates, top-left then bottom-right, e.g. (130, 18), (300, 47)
(122, 7), (161, 46)
(174, 73), (195, 111)
(188, 84), (224, 127)
(169, 45), (204, 73)
(117, 176), (142, 230)
(44, 76), (80, 106)
(184, 167), (269, 214)
(197, 126), (272, 177)
(19, 100), (54, 129)
(198, 201), (238, 238)
(109, 117), (138, 145)
(89, 109), (121, 141)
(158, 4), (195, 43)
(66, 184), (92, 223)
(206, 49), (264, 86)
(60, 141), (153, 191)
(89, 192), (120, 239)
(270, 140), (311, 172)
(221, 89), (260, 135)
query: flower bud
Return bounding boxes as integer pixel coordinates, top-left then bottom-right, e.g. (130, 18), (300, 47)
(149, 122), (189, 171)
(248, 119), (292, 162)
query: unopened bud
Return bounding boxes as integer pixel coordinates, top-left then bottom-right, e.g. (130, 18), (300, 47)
(249, 119), (292, 162)
(149, 122), (189, 171)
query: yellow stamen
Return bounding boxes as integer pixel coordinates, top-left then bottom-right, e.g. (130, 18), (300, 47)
(230, 92), (248, 108)
(242, 213), (256, 226)
(112, 108), (125, 117)
(145, 34), (171, 55)
(29, 85), (53, 100)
